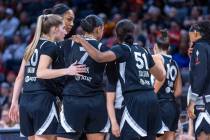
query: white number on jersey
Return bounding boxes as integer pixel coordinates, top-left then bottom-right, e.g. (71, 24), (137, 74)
(30, 49), (39, 67)
(134, 52), (149, 70)
(166, 64), (177, 81)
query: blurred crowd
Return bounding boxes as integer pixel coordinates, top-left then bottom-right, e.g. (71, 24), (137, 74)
(0, 0), (210, 138)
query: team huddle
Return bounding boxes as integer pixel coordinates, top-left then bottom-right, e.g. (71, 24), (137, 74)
(7, 3), (210, 140)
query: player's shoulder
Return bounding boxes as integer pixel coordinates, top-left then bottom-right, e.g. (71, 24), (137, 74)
(132, 43), (149, 54)
(56, 39), (73, 49)
(86, 37), (101, 47)
(84, 37), (105, 50)
(37, 39), (56, 50)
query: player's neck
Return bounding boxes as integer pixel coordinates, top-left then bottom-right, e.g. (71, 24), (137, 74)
(40, 34), (54, 42)
(84, 33), (96, 40)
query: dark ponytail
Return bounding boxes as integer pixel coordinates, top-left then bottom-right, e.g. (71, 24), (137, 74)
(115, 19), (135, 46)
(42, 8), (53, 15)
(80, 15), (104, 33)
(43, 3), (70, 16)
(80, 19), (94, 33)
(124, 34), (134, 46)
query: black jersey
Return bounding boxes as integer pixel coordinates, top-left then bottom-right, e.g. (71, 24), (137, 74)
(62, 37), (109, 96)
(157, 55), (179, 100)
(190, 39), (210, 102)
(23, 39), (57, 94)
(110, 43), (155, 94)
(38, 39), (68, 97)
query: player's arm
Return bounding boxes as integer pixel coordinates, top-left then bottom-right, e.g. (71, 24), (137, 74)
(105, 61), (120, 137)
(9, 59), (26, 122)
(190, 43), (207, 103)
(150, 54), (166, 82)
(72, 35), (117, 62)
(106, 92), (117, 124)
(37, 44), (87, 79)
(37, 55), (86, 79)
(188, 43), (207, 119)
(152, 54), (166, 93)
(174, 67), (182, 97)
(105, 62), (120, 137)
(106, 92), (120, 137)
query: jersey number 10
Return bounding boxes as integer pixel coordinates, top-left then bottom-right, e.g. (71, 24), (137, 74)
(30, 49), (39, 67)
(166, 64), (177, 81)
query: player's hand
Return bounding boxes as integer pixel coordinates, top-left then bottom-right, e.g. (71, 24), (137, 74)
(71, 35), (84, 44)
(152, 54), (164, 68)
(111, 121), (120, 138)
(9, 102), (19, 123)
(66, 61), (87, 76)
(187, 101), (196, 119)
(153, 43), (158, 54)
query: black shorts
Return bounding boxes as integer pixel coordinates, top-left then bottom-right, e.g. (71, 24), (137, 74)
(120, 91), (162, 140)
(110, 108), (123, 140)
(194, 103), (210, 135)
(19, 92), (58, 137)
(159, 100), (180, 132)
(57, 94), (109, 139)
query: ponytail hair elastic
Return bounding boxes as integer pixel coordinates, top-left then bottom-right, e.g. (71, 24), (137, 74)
(43, 15), (48, 22)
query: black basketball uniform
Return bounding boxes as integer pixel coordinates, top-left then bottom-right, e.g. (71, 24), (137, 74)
(45, 37), (111, 139)
(110, 43), (163, 140)
(190, 39), (210, 136)
(157, 55), (180, 132)
(19, 39), (59, 137)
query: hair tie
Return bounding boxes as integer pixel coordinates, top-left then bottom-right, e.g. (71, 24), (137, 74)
(43, 15), (48, 21)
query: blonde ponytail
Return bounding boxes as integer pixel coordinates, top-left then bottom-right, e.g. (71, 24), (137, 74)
(24, 15), (43, 62)
(23, 14), (63, 62)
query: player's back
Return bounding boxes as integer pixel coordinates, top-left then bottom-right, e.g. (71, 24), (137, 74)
(115, 43), (154, 95)
(23, 39), (56, 94)
(63, 37), (108, 96)
(157, 55), (178, 100)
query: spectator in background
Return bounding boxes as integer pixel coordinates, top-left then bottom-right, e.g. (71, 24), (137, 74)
(183, 6), (202, 28)
(6, 71), (16, 85)
(0, 82), (10, 115)
(0, 8), (19, 41)
(2, 34), (26, 73)
(103, 13), (122, 38)
(164, 6), (178, 21)
(17, 11), (31, 42)
(0, 60), (6, 83)
(172, 30), (190, 69)
(147, 24), (158, 50)
(0, 5), (4, 20)
(27, 23), (37, 44)
(102, 13), (122, 48)
(191, 6), (202, 19)
(169, 20), (181, 54)
(0, 35), (6, 54)
(143, 6), (164, 31)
